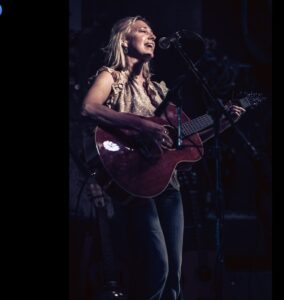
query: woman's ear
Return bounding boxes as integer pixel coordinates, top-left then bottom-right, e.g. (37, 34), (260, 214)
(122, 40), (128, 48)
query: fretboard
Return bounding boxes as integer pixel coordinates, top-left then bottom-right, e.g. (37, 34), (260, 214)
(182, 114), (213, 137)
(181, 95), (256, 138)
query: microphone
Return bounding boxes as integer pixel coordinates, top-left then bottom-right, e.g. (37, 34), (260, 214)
(158, 30), (187, 50)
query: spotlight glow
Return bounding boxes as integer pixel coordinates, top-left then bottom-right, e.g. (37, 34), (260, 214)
(0, 5), (2, 16)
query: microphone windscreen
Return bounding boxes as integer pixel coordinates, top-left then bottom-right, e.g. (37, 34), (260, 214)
(158, 37), (170, 50)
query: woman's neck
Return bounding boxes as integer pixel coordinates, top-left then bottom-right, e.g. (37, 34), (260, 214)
(125, 57), (146, 83)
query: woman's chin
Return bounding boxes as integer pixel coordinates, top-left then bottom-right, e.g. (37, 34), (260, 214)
(143, 52), (154, 61)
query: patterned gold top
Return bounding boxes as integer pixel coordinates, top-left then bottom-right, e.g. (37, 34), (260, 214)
(96, 66), (180, 191)
(96, 66), (168, 116)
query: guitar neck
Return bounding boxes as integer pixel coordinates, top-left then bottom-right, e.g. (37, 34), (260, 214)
(182, 114), (213, 137)
(181, 95), (256, 138)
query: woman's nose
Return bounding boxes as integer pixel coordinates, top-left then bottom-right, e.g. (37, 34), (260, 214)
(149, 32), (156, 40)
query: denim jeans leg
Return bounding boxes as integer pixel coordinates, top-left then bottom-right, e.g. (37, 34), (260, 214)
(156, 187), (184, 300)
(126, 197), (169, 300)
(111, 186), (183, 300)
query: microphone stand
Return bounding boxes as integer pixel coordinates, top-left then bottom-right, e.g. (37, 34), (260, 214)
(156, 36), (259, 300)
(173, 38), (227, 300)
(155, 74), (186, 149)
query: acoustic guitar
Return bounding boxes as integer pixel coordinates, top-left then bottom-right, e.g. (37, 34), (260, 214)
(94, 94), (263, 198)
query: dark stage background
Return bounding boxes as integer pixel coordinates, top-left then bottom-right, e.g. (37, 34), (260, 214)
(69, 1), (272, 299)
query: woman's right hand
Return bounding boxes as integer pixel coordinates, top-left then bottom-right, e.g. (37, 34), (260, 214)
(135, 119), (173, 159)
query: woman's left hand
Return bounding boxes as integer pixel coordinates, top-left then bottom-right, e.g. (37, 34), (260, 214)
(226, 103), (246, 122)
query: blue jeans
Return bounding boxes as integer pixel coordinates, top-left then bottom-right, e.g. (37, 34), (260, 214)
(112, 185), (184, 300)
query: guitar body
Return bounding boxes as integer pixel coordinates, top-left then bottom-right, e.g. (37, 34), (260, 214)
(95, 104), (204, 198)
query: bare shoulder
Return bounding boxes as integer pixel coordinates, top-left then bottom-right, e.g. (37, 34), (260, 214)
(83, 70), (115, 106)
(93, 70), (114, 88)
(88, 70), (114, 95)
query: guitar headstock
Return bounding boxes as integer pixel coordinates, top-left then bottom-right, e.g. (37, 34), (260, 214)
(237, 92), (266, 110)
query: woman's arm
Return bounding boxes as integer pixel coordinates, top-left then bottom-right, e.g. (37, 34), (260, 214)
(81, 71), (173, 149)
(82, 71), (142, 130)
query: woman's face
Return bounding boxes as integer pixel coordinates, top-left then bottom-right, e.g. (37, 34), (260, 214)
(124, 20), (156, 61)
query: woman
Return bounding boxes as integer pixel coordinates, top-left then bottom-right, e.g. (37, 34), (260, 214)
(82, 16), (244, 300)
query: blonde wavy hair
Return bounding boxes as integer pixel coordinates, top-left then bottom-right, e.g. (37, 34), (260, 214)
(103, 16), (152, 80)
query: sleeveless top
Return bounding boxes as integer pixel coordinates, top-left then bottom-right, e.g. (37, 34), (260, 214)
(96, 66), (180, 191)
